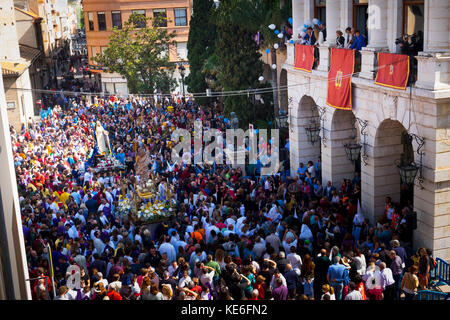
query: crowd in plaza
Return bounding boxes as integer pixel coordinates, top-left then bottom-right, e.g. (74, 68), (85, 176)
(12, 92), (437, 301)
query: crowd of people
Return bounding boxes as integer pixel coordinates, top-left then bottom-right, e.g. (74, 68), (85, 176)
(12, 93), (437, 301)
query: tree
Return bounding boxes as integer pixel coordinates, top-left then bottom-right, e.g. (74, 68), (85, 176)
(94, 13), (176, 94)
(185, 0), (217, 103)
(251, 0), (291, 118)
(214, 0), (274, 127)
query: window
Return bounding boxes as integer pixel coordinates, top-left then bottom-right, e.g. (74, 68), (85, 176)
(176, 42), (188, 60)
(174, 8), (187, 26)
(111, 11), (122, 29)
(153, 9), (167, 27)
(403, 1), (424, 36)
(159, 44), (169, 59)
(7, 101), (16, 109)
(132, 10), (146, 28)
(314, 0), (326, 25)
(91, 46), (97, 63)
(101, 46), (107, 56)
(97, 12), (106, 31)
(88, 12), (94, 31)
(353, 0), (368, 38)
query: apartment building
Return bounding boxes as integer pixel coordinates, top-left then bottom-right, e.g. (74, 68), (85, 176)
(82, 0), (191, 95)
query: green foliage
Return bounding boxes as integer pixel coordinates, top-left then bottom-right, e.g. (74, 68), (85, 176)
(185, 0), (217, 103)
(94, 13), (177, 94)
(213, 0), (274, 127)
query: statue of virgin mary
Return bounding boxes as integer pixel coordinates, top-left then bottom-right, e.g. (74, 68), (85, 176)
(95, 121), (111, 155)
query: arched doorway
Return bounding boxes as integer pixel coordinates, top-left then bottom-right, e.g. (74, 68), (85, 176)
(323, 109), (357, 186)
(372, 119), (414, 222)
(295, 95), (321, 170)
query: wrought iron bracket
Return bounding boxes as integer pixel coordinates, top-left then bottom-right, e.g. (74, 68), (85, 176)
(355, 117), (369, 166)
(316, 104), (327, 147)
(408, 133), (425, 189)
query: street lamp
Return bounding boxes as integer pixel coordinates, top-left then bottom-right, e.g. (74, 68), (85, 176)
(396, 161), (420, 185)
(344, 143), (362, 162)
(305, 123), (321, 145)
(178, 64), (185, 101)
(395, 132), (425, 188)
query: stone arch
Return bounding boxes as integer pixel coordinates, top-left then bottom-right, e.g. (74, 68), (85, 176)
(322, 108), (358, 187)
(370, 119), (412, 222)
(289, 95), (322, 176)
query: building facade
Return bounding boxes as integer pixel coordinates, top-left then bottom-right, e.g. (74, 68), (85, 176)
(285, 0), (450, 260)
(0, 1), (36, 129)
(82, 0), (191, 95)
(0, 67), (32, 300)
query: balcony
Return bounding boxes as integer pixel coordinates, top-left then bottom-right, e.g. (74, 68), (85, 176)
(286, 42), (438, 91)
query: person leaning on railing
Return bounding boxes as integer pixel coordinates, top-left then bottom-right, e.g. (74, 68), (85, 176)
(336, 30), (345, 48)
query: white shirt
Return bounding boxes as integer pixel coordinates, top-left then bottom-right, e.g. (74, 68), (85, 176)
(66, 289), (78, 300)
(266, 233), (281, 254)
(287, 252), (302, 270)
(225, 217), (236, 226)
(95, 278), (109, 288)
(380, 267), (395, 290)
(253, 241), (266, 258)
(282, 239), (297, 254)
(205, 225), (220, 243)
(178, 275), (192, 288)
(270, 274), (287, 289)
(158, 242), (177, 263)
(200, 269), (215, 287)
(307, 165), (315, 178)
(83, 171), (92, 184)
(354, 255), (367, 275)
(345, 290), (363, 300)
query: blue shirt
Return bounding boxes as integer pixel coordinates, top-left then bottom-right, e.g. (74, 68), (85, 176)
(328, 263), (349, 283)
(297, 166), (307, 177)
(350, 34), (367, 50)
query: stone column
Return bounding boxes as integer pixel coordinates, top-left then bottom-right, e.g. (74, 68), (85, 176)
(360, 0), (389, 80)
(340, 0), (353, 32)
(292, 0), (304, 41)
(325, 0), (340, 46)
(424, 0), (450, 52)
(367, 0), (388, 48)
(415, 52), (450, 91)
(317, 43), (332, 72)
(387, 0), (402, 53)
(285, 43), (295, 66)
(303, 0), (314, 23)
(412, 103), (450, 261)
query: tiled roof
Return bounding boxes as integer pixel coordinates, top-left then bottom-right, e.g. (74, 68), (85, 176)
(1, 61), (27, 77)
(14, 7), (41, 20)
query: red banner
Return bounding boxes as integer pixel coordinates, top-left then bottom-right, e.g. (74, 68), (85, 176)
(374, 52), (409, 90)
(294, 44), (314, 72)
(326, 48), (355, 110)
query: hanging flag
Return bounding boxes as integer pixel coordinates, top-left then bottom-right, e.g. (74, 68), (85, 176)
(374, 52), (410, 90)
(326, 48), (355, 110)
(294, 44), (315, 72)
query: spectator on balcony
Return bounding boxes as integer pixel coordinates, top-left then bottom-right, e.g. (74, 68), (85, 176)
(345, 27), (354, 49)
(283, 25), (293, 41)
(350, 29), (367, 51)
(319, 23), (326, 43)
(302, 27), (316, 46)
(336, 30), (345, 48)
(313, 25), (325, 46)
